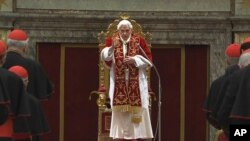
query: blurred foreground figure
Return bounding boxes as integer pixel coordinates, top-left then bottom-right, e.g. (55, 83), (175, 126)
(203, 43), (241, 141)
(9, 65), (50, 141)
(0, 40), (30, 141)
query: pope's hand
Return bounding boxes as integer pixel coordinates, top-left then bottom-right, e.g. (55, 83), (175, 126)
(124, 56), (135, 65)
(112, 37), (120, 48)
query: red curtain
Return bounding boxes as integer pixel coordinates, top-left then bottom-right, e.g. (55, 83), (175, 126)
(64, 47), (99, 141)
(151, 45), (208, 141)
(38, 44), (99, 141)
(185, 45), (208, 141)
(38, 43), (61, 141)
(151, 47), (181, 141)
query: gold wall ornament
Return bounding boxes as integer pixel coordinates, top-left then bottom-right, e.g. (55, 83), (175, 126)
(120, 13), (130, 20)
(242, 0), (250, 8)
(0, 0), (8, 10)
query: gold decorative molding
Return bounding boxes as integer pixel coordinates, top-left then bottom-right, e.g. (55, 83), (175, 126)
(89, 91), (107, 109)
(235, 33), (250, 44)
(0, 0), (7, 10)
(242, 0), (250, 8)
(120, 13), (130, 20)
(59, 46), (65, 141)
(145, 32), (153, 47)
(180, 47), (186, 141)
(0, 30), (8, 41)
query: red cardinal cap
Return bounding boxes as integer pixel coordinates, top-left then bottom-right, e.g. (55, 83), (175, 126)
(0, 40), (7, 56)
(8, 29), (28, 41)
(225, 43), (241, 58)
(8, 66), (28, 78)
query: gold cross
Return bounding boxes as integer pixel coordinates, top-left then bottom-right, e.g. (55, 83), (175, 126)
(130, 93), (137, 101)
(0, 0), (8, 10)
(117, 92), (125, 99)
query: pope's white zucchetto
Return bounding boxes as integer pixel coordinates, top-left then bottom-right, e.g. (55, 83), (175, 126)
(117, 20), (133, 30)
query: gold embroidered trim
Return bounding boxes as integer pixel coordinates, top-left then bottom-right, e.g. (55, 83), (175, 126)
(112, 105), (141, 113)
(113, 105), (143, 123)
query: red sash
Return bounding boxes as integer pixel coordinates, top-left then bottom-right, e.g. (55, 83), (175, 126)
(112, 33), (142, 113)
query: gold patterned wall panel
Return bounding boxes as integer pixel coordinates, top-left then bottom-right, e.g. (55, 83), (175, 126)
(235, 0), (250, 15)
(0, 29), (8, 41)
(235, 33), (250, 44)
(0, 0), (12, 11)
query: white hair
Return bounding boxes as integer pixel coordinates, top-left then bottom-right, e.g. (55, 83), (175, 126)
(7, 38), (29, 48)
(238, 52), (250, 67)
(117, 20), (133, 30)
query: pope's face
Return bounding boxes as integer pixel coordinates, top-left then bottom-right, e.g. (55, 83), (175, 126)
(118, 25), (132, 41)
